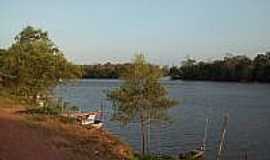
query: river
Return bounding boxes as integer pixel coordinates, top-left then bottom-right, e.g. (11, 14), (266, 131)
(54, 79), (270, 160)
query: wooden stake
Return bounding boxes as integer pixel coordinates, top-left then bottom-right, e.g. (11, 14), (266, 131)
(217, 113), (229, 160)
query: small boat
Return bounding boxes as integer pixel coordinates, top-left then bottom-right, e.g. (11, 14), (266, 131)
(61, 112), (103, 128)
(79, 113), (103, 128)
(178, 146), (206, 160)
(179, 119), (209, 160)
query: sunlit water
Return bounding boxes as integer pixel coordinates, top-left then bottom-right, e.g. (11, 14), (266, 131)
(54, 79), (270, 160)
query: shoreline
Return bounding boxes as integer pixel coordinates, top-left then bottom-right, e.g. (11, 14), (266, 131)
(0, 96), (134, 160)
(80, 77), (270, 84)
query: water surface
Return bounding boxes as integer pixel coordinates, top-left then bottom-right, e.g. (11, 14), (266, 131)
(55, 79), (270, 160)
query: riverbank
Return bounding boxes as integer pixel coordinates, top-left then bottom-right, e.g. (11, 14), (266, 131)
(0, 96), (134, 160)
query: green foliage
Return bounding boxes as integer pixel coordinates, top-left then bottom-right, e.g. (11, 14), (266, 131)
(26, 99), (79, 115)
(0, 48), (5, 63)
(27, 106), (62, 115)
(82, 63), (167, 79)
(108, 54), (176, 124)
(253, 53), (270, 82)
(107, 54), (177, 155)
(0, 26), (82, 103)
(82, 63), (131, 79)
(170, 53), (270, 82)
(0, 49), (7, 78)
(132, 154), (177, 160)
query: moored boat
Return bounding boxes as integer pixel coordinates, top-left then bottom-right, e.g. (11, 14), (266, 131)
(61, 111), (104, 128)
(80, 113), (103, 128)
(179, 119), (208, 160)
(178, 146), (206, 160)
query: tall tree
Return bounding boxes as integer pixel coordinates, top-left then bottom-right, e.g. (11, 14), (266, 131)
(0, 49), (5, 70)
(107, 54), (176, 155)
(1, 26), (82, 102)
(253, 53), (270, 82)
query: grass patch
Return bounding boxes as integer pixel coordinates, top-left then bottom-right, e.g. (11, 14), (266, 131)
(132, 154), (178, 160)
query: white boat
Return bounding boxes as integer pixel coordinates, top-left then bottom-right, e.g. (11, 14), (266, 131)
(81, 114), (103, 128)
(61, 112), (103, 128)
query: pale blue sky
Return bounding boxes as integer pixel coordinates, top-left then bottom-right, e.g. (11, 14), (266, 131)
(0, 0), (270, 65)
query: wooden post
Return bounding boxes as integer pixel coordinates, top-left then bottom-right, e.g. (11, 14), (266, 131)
(217, 114), (229, 160)
(244, 151), (248, 160)
(146, 114), (151, 154)
(202, 118), (209, 150)
(140, 113), (145, 156)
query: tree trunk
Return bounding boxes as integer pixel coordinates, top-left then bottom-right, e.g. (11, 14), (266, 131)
(140, 113), (145, 156)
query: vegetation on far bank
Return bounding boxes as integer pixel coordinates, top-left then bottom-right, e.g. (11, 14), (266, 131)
(79, 53), (270, 83)
(82, 63), (169, 79)
(170, 53), (270, 82)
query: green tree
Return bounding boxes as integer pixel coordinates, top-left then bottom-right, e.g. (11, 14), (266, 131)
(253, 53), (270, 82)
(0, 49), (5, 69)
(1, 26), (82, 103)
(107, 54), (176, 155)
(180, 58), (198, 80)
(169, 65), (181, 79)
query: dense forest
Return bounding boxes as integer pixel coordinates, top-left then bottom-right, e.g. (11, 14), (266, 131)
(82, 63), (131, 79)
(170, 53), (270, 82)
(82, 63), (169, 79)
(81, 53), (270, 83)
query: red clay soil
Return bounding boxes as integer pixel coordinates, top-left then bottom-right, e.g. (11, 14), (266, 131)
(0, 109), (66, 160)
(0, 103), (133, 160)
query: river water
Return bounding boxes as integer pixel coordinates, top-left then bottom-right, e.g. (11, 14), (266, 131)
(54, 79), (270, 160)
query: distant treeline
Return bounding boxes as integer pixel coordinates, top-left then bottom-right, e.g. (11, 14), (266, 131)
(81, 53), (270, 82)
(170, 53), (270, 82)
(82, 63), (131, 79)
(82, 63), (169, 79)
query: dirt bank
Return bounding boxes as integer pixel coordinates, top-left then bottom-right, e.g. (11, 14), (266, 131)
(0, 98), (133, 160)
(0, 109), (66, 160)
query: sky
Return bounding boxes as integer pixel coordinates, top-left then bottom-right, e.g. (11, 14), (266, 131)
(0, 0), (270, 65)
